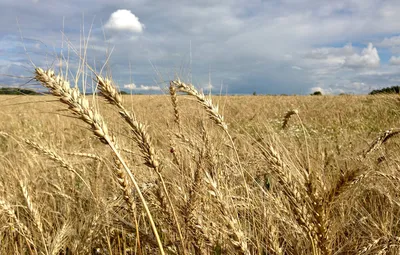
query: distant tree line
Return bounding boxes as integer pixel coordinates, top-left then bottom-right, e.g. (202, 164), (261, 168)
(369, 86), (400, 95)
(0, 87), (40, 95)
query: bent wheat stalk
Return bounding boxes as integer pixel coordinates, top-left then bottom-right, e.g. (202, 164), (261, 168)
(282, 109), (298, 129)
(363, 128), (400, 157)
(34, 68), (165, 255)
(169, 81), (181, 131)
(96, 75), (186, 253)
(171, 79), (250, 196)
(25, 139), (95, 198)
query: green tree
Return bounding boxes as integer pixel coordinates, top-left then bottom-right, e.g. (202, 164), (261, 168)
(311, 91), (322, 96)
(369, 86), (400, 95)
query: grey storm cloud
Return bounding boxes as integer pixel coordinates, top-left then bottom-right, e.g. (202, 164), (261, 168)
(3, 0), (400, 94)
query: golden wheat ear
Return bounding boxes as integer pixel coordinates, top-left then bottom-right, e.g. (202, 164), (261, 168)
(282, 109), (298, 129)
(171, 79), (228, 131)
(363, 128), (400, 157)
(95, 74), (186, 253)
(171, 79), (252, 197)
(34, 67), (166, 255)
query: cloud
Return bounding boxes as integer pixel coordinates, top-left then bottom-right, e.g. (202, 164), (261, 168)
(310, 86), (327, 94)
(123, 83), (160, 91)
(123, 83), (137, 90)
(344, 43), (380, 69)
(4, 0), (400, 95)
(301, 43), (354, 73)
(105, 9), (144, 33)
(389, 56), (400, 65)
(309, 81), (371, 95)
(302, 43), (380, 71)
(305, 44), (354, 60)
(377, 35), (400, 47)
(299, 43), (382, 94)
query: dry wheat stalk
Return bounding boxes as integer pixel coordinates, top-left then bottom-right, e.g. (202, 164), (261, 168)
(0, 131), (10, 137)
(113, 157), (137, 215)
(19, 181), (43, 234)
(204, 171), (250, 255)
(325, 167), (367, 203)
(171, 79), (250, 197)
(35, 68), (111, 143)
(182, 141), (206, 252)
(19, 181), (49, 254)
(79, 214), (101, 254)
(364, 128), (400, 157)
(96, 75), (160, 170)
(25, 139), (94, 196)
(34, 67), (165, 255)
(258, 142), (320, 252)
(96, 74), (185, 252)
(49, 221), (71, 255)
(171, 79), (228, 131)
(282, 109), (298, 129)
(266, 221), (283, 255)
(169, 81), (181, 130)
(0, 199), (33, 241)
(259, 143), (305, 208)
(66, 152), (103, 162)
(306, 184), (329, 255)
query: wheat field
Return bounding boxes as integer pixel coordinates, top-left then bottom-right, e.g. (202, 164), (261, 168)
(0, 72), (400, 254)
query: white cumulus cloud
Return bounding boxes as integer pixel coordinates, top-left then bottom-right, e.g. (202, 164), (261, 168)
(377, 35), (400, 48)
(105, 9), (144, 33)
(344, 43), (380, 69)
(389, 56), (400, 65)
(309, 86), (331, 95)
(124, 83), (160, 91)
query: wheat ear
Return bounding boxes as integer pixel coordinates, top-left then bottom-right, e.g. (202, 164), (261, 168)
(363, 128), (400, 157)
(25, 139), (94, 197)
(0, 199), (33, 244)
(96, 74), (185, 252)
(19, 181), (48, 254)
(204, 171), (250, 255)
(49, 221), (71, 255)
(282, 109), (298, 129)
(171, 79), (250, 196)
(171, 79), (227, 131)
(34, 68), (165, 255)
(169, 81), (181, 131)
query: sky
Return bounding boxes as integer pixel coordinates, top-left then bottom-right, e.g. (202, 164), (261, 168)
(2, 0), (400, 95)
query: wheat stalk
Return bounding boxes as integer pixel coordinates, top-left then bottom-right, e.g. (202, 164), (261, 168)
(258, 141), (321, 252)
(364, 128), (400, 157)
(169, 81), (181, 131)
(204, 171), (250, 255)
(34, 67), (165, 255)
(0, 199), (33, 244)
(19, 181), (49, 255)
(66, 152), (103, 162)
(49, 221), (71, 255)
(96, 74), (186, 252)
(25, 139), (94, 197)
(19, 181), (43, 234)
(171, 79), (250, 197)
(282, 109), (298, 129)
(171, 79), (227, 131)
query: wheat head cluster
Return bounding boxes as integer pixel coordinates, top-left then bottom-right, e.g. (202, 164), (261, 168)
(0, 63), (400, 255)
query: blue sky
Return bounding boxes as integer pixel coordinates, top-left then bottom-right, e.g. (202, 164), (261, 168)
(2, 0), (400, 94)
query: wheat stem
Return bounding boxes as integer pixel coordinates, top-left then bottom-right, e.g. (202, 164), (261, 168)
(34, 67), (165, 255)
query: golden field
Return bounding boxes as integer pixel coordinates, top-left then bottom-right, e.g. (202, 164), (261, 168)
(0, 90), (400, 254)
